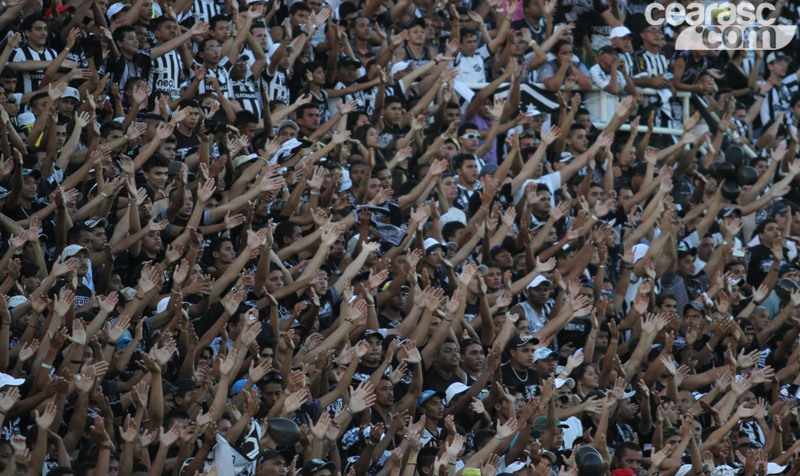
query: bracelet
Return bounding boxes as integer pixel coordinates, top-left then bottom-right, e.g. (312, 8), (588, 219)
(528, 40), (535, 48)
(0, 322), (8, 326)
(301, 347), (309, 354)
(706, 342), (714, 352)
(108, 341), (117, 347)
(345, 406), (355, 417)
(41, 363), (52, 369)
(310, 190), (321, 195)
(624, 264), (634, 270)
(598, 264), (605, 269)
(366, 438), (377, 446)
(171, 289), (182, 295)
(101, 192), (110, 198)
(181, 327), (188, 332)
(495, 434), (503, 441)
(448, 462), (456, 466)
(300, 31), (309, 36)
(66, 73), (73, 82)
(588, 335), (596, 340)
(407, 462), (417, 466)
(367, 304), (375, 308)
(403, 435), (410, 441)
(433, 59), (440, 65)
(70, 360), (82, 364)
(100, 445), (113, 450)
(0, 410), (6, 416)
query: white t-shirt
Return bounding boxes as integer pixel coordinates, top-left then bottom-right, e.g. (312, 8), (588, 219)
(586, 64), (627, 123)
(454, 45), (492, 84)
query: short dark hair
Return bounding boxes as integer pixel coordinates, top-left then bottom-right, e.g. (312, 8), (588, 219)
(21, 14), (47, 33)
(458, 123), (479, 136)
(143, 154), (170, 172)
(756, 218), (778, 236)
(453, 153), (476, 171)
(289, 2), (311, 14)
(296, 103), (318, 118)
(112, 25), (135, 44)
(99, 120), (125, 139)
(234, 110), (259, 128)
(614, 442), (642, 462)
(209, 14), (231, 30)
(384, 95), (403, 107)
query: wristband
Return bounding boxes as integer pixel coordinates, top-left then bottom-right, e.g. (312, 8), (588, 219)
(345, 406), (355, 417)
(301, 348), (309, 354)
(101, 192), (110, 198)
(407, 462), (417, 466)
(495, 434), (504, 441)
(310, 190), (320, 195)
(706, 342), (714, 352)
(624, 264), (634, 270)
(300, 31), (309, 36)
(366, 438), (377, 446)
(107, 341), (117, 347)
(0, 410), (6, 416)
(41, 363), (52, 369)
(71, 360), (82, 364)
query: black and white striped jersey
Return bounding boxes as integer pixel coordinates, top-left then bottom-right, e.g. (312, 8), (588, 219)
(185, 58), (233, 98)
(150, 50), (185, 101)
(619, 51), (634, 77)
(230, 69), (261, 116)
(190, 0), (224, 24)
(262, 69), (290, 105)
(10, 45), (58, 93)
(760, 81), (792, 127)
(784, 71), (799, 97)
(631, 48), (670, 79)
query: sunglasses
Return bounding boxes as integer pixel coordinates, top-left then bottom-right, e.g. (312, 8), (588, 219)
(460, 133), (480, 139)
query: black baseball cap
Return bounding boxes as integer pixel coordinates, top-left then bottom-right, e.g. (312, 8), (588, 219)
(299, 459), (336, 475)
(258, 448), (293, 463)
(508, 333), (539, 348)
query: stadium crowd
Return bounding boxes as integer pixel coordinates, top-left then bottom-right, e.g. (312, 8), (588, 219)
(0, 0), (795, 474)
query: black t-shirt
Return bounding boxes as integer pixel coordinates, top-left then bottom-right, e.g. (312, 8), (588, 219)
(501, 362), (539, 400)
(50, 279), (93, 308)
(423, 366), (464, 394)
(174, 129), (201, 162)
(552, 0), (609, 45)
(2, 198), (46, 222)
(747, 244), (781, 287)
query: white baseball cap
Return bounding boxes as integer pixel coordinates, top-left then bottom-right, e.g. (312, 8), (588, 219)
(444, 382), (469, 406)
(527, 274), (551, 289)
(609, 26), (632, 39)
(390, 61), (412, 76)
(555, 377), (575, 389)
(61, 244), (90, 261)
(61, 87), (80, 101)
(0, 373), (24, 388)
